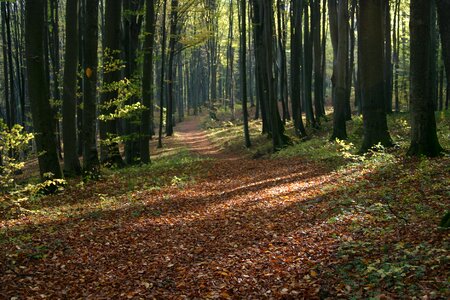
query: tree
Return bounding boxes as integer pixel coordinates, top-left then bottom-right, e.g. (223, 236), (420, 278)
(407, 0), (443, 156)
(240, 0), (251, 148)
(158, 0), (168, 148)
(101, 0), (125, 167)
(140, 0), (156, 164)
(166, 0), (179, 137)
(123, 0), (144, 164)
(359, 0), (393, 152)
(436, 0), (450, 96)
(62, 0), (82, 176)
(25, 0), (62, 180)
(290, 0), (307, 137)
(252, 0), (289, 151)
(82, 0), (100, 173)
(330, 0), (349, 140)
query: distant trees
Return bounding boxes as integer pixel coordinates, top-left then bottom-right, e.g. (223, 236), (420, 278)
(4, 0), (450, 183)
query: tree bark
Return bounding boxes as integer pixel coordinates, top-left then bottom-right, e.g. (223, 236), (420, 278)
(408, 0), (443, 156)
(240, 0), (251, 147)
(140, 0), (156, 164)
(82, 0), (100, 173)
(330, 0), (348, 140)
(62, 0), (82, 176)
(101, 0), (125, 167)
(290, 0), (307, 137)
(436, 0), (450, 97)
(25, 0), (63, 180)
(359, 0), (393, 152)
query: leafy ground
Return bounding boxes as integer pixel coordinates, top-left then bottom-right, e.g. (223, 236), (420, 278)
(1, 113), (449, 299)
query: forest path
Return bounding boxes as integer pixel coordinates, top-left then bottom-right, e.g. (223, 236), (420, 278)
(159, 115), (237, 160)
(1, 116), (342, 298)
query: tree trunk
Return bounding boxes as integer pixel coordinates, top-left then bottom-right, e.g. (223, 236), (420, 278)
(25, 0), (63, 180)
(384, 0), (393, 113)
(82, 0), (100, 173)
(158, 0), (167, 148)
(359, 0), (393, 152)
(101, 0), (125, 167)
(436, 0), (450, 97)
(240, 0), (251, 147)
(290, 0), (307, 137)
(62, 0), (82, 176)
(330, 0), (348, 140)
(123, 0), (144, 164)
(303, 4), (317, 127)
(408, 0), (443, 156)
(312, 0), (324, 121)
(140, 0), (156, 164)
(166, 0), (178, 137)
(252, 0), (289, 151)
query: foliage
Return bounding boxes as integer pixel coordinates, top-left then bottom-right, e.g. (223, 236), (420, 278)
(0, 121), (34, 192)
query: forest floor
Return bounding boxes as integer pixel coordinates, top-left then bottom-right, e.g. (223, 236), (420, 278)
(1, 114), (449, 299)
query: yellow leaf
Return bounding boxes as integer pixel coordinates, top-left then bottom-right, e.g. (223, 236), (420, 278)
(310, 270), (318, 277)
(85, 67), (93, 78)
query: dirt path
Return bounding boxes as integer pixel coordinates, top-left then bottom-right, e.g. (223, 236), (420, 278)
(1, 118), (341, 298)
(156, 116), (236, 160)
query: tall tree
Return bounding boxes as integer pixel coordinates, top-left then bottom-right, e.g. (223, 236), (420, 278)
(25, 0), (63, 180)
(240, 0), (251, 147)
(158, 0), (168, 148)
(166, 0), (179, 137)
(359, 0), (393, 152)
(407, 0), (443, 156)
(140, 0), (156, 164)
(82, 0), (100, 173)
(123, 0), (144, 164)
(330, 0), (349, 140)
(62, 0), (82, 176)
(436, 0), (450, 96)
(252, 0), (289, 150)
(101, 0), (125, 167)
(290, 0), (307, 137)
(312, 0), (324, 121)
(303, 4), (317, 127)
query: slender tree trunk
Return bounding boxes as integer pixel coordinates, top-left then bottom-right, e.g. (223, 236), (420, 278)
(408, 0), (443, 156)
(123, 0), (144, 164)
(101, 0), (125, 167)
(158, 0), (167, 148)
(436, 0), (450, 98)
(312, 0), (324, 122)
(330, 0), (348, 140)
(240, 0), (251, 147)
(25, 0), (63, 180)
(359, 0), (393, 152)
(290, 0), (307, 137)
(303, 4), (317, 127)
(384, 0), (393, 113)
(82, 0), (100, 173)
(140, 0), (156, 164)
(166, 0), (178, 137)
(62, 0), (82, 176)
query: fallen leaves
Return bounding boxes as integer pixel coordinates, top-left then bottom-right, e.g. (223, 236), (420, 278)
(1, 118), (448, 299)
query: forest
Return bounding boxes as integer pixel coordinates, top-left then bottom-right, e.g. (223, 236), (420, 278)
(0, 0), (449, 298)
